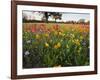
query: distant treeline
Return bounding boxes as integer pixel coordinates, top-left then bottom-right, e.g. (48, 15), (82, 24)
(23, 20), (90, 24)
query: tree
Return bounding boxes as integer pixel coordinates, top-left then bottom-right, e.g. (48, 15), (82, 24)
(78, 19), (85, 24)
(44, 12), (49, 23)
(86, 20), (90, 24)
(50, 12), (62, 22)
(22, 13), (28, 22)
(42, 12), (62, 23)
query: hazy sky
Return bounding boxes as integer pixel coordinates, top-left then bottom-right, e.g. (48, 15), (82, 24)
(23, 11), (90, 22)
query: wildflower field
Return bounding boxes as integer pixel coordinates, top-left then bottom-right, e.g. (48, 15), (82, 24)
(23, 23), (90, 68)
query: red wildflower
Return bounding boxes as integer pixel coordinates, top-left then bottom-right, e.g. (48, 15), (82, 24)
(31, 27), (36, 33)
(53, 24), (59, 30)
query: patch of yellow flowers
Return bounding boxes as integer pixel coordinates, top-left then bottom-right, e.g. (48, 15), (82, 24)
(66, 44), (69, 48)
(35, 34), (40, 39)
(58, 32), (65, 36)
(44, 33), (49, 37)
(54, 31), (58, 35)
(72, 39), (80, 46)
(70, 33), (75, 38)
(54, 42), (61, 49)
(45, 42), (62, 49)
(45, 42), (49, 47)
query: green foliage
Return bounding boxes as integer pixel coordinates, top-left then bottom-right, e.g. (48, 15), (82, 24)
(23, 24), (89, 68)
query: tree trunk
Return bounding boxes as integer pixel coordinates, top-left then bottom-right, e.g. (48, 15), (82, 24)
(44, 12), (48, 23)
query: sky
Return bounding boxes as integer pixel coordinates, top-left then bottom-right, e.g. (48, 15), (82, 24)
(23, 11), (90, 22)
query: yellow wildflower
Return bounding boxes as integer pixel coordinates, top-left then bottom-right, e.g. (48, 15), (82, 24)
(44, 33), (49, 37)
(35, 34), (40, 39)
(66, 45), (69, 48)
(80, 36), (83, 40)
(71, 34), (75, 38)
(58, 32), (62, 36)
(58, 31), (65, 37)
(72, 29), (74, 31)
(74, 39), (80, 46)
(57, 42), (61, 48)
(54, 31), (58, 35)
(45, 42), (49, 47)
(54, 45), (58, 49)
(54, 42), (61, 49)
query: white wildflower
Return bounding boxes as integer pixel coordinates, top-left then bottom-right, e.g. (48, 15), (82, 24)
(24, 51), (30, 56)
(26, 40), (31, 44)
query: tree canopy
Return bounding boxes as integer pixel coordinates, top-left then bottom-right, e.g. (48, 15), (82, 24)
(42, 12), (62, 22)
